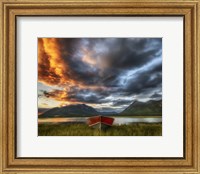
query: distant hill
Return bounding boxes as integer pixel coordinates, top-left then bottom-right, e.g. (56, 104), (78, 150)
(38, 108), (50, 115)
(120, 100), (162, 116)
(39, 104), (99, 118)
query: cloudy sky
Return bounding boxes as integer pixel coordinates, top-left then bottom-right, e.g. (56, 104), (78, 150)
(38, 38), (162, 112)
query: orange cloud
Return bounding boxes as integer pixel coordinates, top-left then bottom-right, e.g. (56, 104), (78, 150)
(38, 38), (108, 104)
(82, 48), (97, 66)
(38, 38), (75, 86)
(39, 39), (104, 85)
(43, 90), (81, 106)
(38, 38), (62, 85)
(42, 38), (65, 79)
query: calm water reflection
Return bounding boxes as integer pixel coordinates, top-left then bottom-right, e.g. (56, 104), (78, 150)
(38, 117), (162, 125)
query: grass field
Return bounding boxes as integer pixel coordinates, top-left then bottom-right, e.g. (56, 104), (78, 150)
(38, 123), (162, 136)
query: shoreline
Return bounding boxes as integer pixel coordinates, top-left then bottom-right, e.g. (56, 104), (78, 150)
(38, 122), (162, 136)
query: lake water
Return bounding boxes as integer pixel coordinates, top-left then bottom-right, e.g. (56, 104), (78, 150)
(38, 117), (162, 125)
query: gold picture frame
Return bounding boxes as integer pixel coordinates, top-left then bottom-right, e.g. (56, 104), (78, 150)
(0, 0), (199, 173)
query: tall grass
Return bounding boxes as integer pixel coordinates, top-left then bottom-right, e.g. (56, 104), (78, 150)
(38, 123), (162, 136)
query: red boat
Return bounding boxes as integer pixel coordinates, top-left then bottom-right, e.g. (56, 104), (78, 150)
(87, 115), (114, 130)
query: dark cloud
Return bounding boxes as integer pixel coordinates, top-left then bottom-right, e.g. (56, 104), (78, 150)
(112, 100), (133, 106)
(73, 92), (106, 104)
(57, 38), (162, 87)
(121, 61), (162, 95)
(150, 92), (162, 99)
(42, 88), (111, 104)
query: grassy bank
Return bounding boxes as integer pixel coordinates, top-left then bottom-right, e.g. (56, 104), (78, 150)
(38, 123), (162, 136)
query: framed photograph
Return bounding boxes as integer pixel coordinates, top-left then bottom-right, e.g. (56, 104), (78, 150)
(38, 37), (162, 137)
(0, 0), (199, 173)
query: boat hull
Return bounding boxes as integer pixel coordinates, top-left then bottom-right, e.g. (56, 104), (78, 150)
(87, 116), (114, 130)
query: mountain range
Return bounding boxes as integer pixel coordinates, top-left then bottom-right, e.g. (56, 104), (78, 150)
(120, 100), (162, 116)
(39, 99), (162, 118)
(39, 104), (98, 118)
